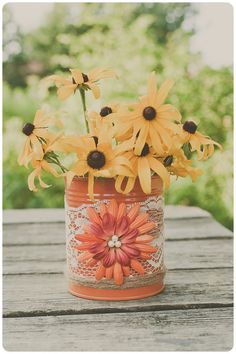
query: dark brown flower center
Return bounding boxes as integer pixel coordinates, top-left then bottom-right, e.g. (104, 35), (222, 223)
(143, 106), (156, 121)
(183, 121), (197, 134)
(100, 106), (113, 117)
(164, 155), (173, 166)
(22, 123), (35, 136)
(87, 150), (106, 169)
(82, 73), (89, 83)
(92, 136), (98, 147)
(140, 143), (150, 157)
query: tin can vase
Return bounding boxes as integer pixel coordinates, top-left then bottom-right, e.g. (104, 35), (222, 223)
(65, 176), (166, 300)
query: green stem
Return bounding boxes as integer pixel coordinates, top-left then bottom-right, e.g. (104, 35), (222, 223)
(45, 156), (68, 173)
(79, 87), (89, 133)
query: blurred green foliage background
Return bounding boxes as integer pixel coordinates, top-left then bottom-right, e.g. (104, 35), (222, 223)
(3, 3), (233, 230)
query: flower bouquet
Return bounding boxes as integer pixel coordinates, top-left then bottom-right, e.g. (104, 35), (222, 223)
(18, 67), (221, 300)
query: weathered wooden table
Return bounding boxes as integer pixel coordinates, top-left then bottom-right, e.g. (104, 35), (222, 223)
(3, 206), (233, 351)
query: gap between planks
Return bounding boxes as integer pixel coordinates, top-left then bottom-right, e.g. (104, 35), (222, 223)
(3, 303), (233, 319)
(3, 268), (233, 318)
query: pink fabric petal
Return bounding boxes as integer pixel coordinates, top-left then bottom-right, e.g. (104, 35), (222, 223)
(93, 247), (109, 261)
(84, 223), (104, 238)
(75, 233), (97, 242)
(87, 207), (102, 225)
(99, 203), (107, 217)
(76, 243), (93, 251)
(122, 228), (139, 239)
(109, 199), (118, 219)
(130, 213), (149, 229)
(115, 248), (130, 266)
(102, 212), (116, 235)
(127, 203), (140, 223)
(89, 241), (106, 254)
(115, 216), (130, 236)
(102, 248), (116, 267)
(121, 244), (140, 258)
(121, 237), (136, 245)
(117, 202), (127, 220)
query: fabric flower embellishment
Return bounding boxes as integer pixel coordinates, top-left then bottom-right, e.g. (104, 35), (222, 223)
(45, 67), (116, 100)
(75, 199), (157, 285)
(180, 120), (222, 160)
(113, 72), (182, 156)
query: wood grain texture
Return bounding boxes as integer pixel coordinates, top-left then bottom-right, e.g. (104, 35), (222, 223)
(2, 207), (233, 352)
(3, 268), (233, 317)
(3, 307), (233, 351)
(2, 206), (211, 224)
(3, 238), (233, 275)
(3, 216), (232, 246)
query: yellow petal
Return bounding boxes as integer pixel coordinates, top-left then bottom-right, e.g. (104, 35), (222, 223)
(33, 110), (45, 126)
(158, 119), (182, 134)
(112, 156), (131, 167)
(38, 175), (51, 189)
(87, 83), (100, 99)
(70, 68), (83, 84)
(113, 165), (134, 177)
(149, 128), (165, 155)
(28, 168), (40, 192)
(43, 75), (72, 87)
(195, 132), (222, 149)
(148, 156), (170, 188)
(71, 160), (88, 176)
(44, 132), (64, 153)
(30, 135), (44, 160)
(86, 136), (97, 151)
(114, 137), (135, 156)
(188, 134), (201, 153)
(18, 138), (31, 166)
(96, 125), (112, 145)
(152, 120), (172, 148)
(57, 84), (77, 100)
(138, 157), (151, 194)
(189, 167), (203, 181)
(41, 160), (59, 177)
(157, 104), (182, 122)
(115, 176), (136, 194)
(147, 71), (157, 105)
(93, 168), (113, 178)
(156, 79), (174, 107)
(89, 68), (117, 81)
(134, 124), (149, 156)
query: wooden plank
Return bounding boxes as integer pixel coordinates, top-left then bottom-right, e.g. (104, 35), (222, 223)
(166, 217), (232, 239)
(3, 238), (233, 274)
(3, 205), (211, 224)
(3, 208), (66, 224)
(3, 307), (233, 351)
(3, 217), (232, 246)
(3, 268), (233, 317)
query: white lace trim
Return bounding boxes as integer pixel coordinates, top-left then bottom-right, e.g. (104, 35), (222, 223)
(65, 196), (165, 274)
